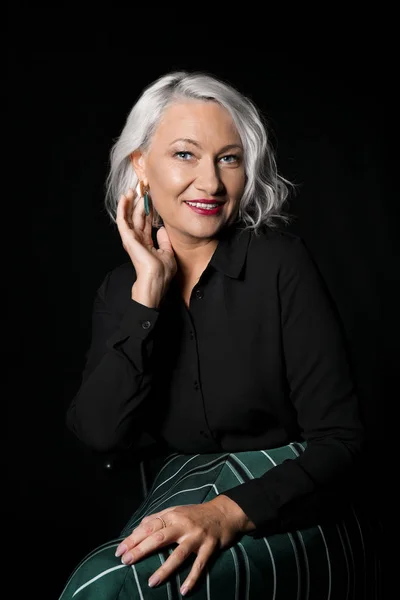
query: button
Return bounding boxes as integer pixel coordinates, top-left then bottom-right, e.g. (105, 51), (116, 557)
(195, 289), (204, 300)
(194, 380), (200, 391)
(141, 320), (151, 329)
(189, 330), (194, 340)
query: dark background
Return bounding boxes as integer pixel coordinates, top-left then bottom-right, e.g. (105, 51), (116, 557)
(9, 9), (391, 599)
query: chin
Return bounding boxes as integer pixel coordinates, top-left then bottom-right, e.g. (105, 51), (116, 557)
(182, 219), (227, 240)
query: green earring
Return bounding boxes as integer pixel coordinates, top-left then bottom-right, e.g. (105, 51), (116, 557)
(144, 191), (151, 216)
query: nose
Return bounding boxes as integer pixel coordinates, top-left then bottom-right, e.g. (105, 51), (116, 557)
(194, 157), (224, 196)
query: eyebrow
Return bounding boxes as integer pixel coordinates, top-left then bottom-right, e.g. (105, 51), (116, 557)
(169, 138), (243, 153)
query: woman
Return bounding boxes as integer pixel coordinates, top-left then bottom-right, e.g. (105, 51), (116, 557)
(60, 71), (378, 599)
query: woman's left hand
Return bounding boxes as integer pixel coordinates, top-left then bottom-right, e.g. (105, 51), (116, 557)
(115, 495), (255, 596)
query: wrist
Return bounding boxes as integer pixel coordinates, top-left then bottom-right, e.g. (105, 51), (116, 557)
(208, 494), (256, 534)
(131, 276), (164, 309)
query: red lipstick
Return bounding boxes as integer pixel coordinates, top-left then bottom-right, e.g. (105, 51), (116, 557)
(184, 199), (224, 216)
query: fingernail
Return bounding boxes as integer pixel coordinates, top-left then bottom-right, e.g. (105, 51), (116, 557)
(121, 552), (133, 565)
(148, 575), (160, 588)
(181, 584), (189, 595)
(115, 544), (127, 558)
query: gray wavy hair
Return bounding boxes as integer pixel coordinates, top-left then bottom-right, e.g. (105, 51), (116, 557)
(105, 70), (294, 232)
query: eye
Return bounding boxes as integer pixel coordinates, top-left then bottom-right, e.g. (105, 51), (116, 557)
(219, 154), (239, 164)
(174, 151), (193, 160)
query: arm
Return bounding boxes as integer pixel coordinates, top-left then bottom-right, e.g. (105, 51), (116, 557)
(220, 237), (365, 537)
(66, 269), (160, 452)
(67, 190), (177, 453)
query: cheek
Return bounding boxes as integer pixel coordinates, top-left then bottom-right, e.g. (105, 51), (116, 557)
(224, 170), (246, 199)
(148, 164), (191, 217)
(150, 163), (191, 193)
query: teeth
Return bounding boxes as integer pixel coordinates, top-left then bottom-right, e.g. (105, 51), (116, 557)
(186, 202), (219, 209)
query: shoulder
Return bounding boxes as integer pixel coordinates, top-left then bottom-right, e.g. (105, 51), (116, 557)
(246, 227), (334, 305)
(247, 226), (313, 268)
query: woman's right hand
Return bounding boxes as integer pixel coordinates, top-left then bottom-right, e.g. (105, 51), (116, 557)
(116, 188), (177, 308)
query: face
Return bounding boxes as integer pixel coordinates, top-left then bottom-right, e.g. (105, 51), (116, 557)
(133, 100), (246, 243)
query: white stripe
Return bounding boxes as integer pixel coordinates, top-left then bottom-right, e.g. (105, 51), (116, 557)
(261, 450), (277, 466)
(176, 571), (182, 597)
(131, 483), (215, 527)
(150, 455), (200, 495)
(215, 482), (238, 600)
(227, 454), (293, 600)
(71, 564), (126, 597)
(206, 569), (211, 600)
(317, 525), (332, 600)
(133, 457), (222, 522)
(158, 553), (173, 600)
(231, 452), (299, 600)
(134, 455), (200, 518)
(237, 542), (251, 600)
(147, 453), (182, 489)
(351, 505), (366, 596)
(226, 461), (244, 483)
(335, 523), (350, 600)
(149, 457), (226, 504)
(229, 547), (240, 600)
(61, 541), (120, 594)
(230, 455), (254, 479)
(341, 518), (356, 599)
(287, 532), (301, 600)
(289, 443), (301, 457)
(235, 446), (304, 600)
(297, 531), (310, 600)
(131, 564), (145, 600)
(132, 460), (225, 526)
(262, 537), (277, 600)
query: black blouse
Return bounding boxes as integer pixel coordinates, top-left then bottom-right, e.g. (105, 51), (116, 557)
(66, 224), (364, 537)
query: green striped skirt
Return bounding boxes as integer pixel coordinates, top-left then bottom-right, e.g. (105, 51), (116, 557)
(58, 443), (382, 599)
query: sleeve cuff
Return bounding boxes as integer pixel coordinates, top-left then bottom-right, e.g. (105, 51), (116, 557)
(106, 300), (160, 348)
(221, 479), (280, 537)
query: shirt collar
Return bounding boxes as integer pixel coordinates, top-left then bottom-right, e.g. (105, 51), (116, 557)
(152, 223), (251, 280)
(210, 223), (251, 279)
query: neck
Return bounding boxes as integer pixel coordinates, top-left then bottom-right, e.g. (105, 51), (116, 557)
(163, 225), (218, 281)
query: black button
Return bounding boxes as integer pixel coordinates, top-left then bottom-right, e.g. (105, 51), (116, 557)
(195, 289), (204, 300)
(189, 330), (194, 340)
(141, 320), (151, 329)
(194, 380), (200, 391)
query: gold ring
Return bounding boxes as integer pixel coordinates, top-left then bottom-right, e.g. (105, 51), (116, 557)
(155, 516), (167, 529)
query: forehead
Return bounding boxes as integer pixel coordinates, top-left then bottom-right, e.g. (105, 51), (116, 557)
(152, 100), (241, 144)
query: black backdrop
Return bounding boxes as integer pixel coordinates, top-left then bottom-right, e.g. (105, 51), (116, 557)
(9, 14), (391, 599)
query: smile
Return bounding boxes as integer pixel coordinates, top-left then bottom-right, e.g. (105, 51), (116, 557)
(186, 201), (219, 209)
(184, 201), (224, 216)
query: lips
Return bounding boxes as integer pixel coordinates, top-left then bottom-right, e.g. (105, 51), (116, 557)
(184, 199), (225, 205)
(184, 200), (224, 216)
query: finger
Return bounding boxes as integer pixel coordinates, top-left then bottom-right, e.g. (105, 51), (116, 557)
(147, 542), (195, 589)
(131, 188), (147, 234)
(156, 226), (174, 254)
(141, 505), (186, 523)
(116, 194), (132, 237)
(179, 542), (215, 596)
(115, 516), (166, 557)
(125, 188), (136, 227)
(119, 524), (175, 566)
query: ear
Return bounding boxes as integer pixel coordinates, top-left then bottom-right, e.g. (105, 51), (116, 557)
(130, 150), (148, 184)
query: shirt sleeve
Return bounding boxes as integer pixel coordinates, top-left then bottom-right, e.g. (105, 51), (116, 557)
(221, 236), (365, 537)
(66, 269), (160, 452)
